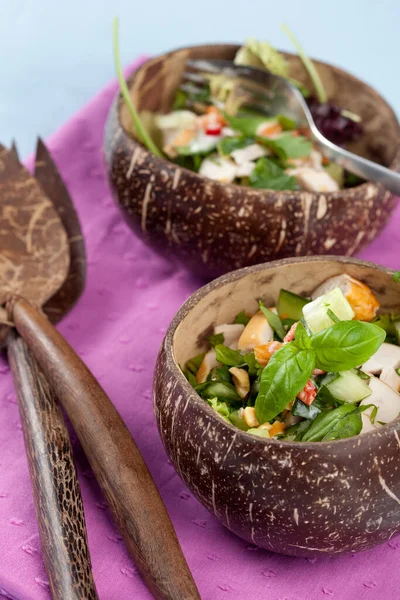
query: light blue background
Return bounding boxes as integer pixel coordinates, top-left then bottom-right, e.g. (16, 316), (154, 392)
(1, 0), (399, 157)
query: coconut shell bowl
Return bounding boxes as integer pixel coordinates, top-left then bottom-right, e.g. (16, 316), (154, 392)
(153, 256), (400, 557)
(104, 44), (400, 279)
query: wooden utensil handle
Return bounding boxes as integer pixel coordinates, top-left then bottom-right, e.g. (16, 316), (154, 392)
(7, 329), (99, 600)
(10, 297), (200, 600)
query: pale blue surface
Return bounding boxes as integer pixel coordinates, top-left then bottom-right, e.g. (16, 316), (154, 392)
(1, 0), (399, 157)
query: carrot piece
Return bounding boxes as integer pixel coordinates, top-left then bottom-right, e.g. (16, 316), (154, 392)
(269, 421), (286, 437)
(254, 341), (283, 368)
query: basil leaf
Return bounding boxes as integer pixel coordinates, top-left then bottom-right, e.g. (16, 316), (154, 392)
(393, 271), (400, 284)
(207, 332), (224, 348)
(301, 404), (359, 442)
(250, 157), (297, 190)
(259, 301), (285, 340)
(233, 310), (251, 326)
(311, 321), (386, 372)
(255, 343), (316, 423)
(218, 136), (255, 156)
(322, 411), (362, 441)
(186, 352), (206, 375)
(214, 344), (244, 367)
(294, 322), (311, 349)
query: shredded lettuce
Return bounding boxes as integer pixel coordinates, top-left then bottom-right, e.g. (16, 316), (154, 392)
(234, 38), (290, 78)
(208, 397), (231, 422)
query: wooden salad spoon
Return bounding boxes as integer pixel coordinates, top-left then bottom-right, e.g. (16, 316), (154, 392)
(2, 141), (98, 599)
(0, 145), (200, 600)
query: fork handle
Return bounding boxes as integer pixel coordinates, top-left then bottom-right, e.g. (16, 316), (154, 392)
(7, 329), (98, 600)
(10, 296), (200, 600)
(314, 131), (400, 195)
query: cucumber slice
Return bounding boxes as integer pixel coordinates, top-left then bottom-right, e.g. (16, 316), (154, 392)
(302, 287), (355, 333)
(321, 369), (372, 404)
(229, 410), (249, 431)
(247, 427), (270, 438)
(277, 289), (310, 320)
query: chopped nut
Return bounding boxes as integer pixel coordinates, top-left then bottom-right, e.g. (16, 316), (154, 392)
(229, 367), (250, 398)
(243, 406), (259, 428)
(259, 422), (272, 431)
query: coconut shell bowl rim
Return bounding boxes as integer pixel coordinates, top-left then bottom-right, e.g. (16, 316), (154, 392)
(119, 43), (400, 198)
(158, 255), (400, 451)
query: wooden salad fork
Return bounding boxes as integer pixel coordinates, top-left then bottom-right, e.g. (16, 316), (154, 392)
(3, 141), (98, 599)
(0, 143), (200, 600)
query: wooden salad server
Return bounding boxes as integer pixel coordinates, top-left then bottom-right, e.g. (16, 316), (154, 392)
(2, 142), (98, 600)
(0, 146), (200, 600)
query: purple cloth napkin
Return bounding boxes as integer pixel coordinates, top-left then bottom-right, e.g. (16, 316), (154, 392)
(1, 58), (400, 600)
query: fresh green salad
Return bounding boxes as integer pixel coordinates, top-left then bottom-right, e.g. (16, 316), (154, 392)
(114, 22), (364, 192)
(183, 274), (400, 441)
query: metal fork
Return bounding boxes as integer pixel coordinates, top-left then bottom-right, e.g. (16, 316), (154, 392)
(183, 59), (400, 195)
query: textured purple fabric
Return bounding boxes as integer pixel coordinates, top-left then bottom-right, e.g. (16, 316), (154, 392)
(1, 58), (400, 600)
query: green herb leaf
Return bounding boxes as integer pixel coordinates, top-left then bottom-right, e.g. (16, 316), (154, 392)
(214, 344), (244, 367)
(292, 398), (321, 420)
(208, 365), (232, 382)
(277, 115), (296, 130)
(233, 310), (251, 326)
(259, 132), (312, 160)
(326, 309), (340, 324)
(207, 332), (224, 348)
(243, 352), (259, 377)
(113, 18), (162, 157)
(259, 301), (285, 340)
(218, 136), (256, 156)
(311, 321), (386, 372)
(357, 369), (371, 381)
(225, 114), (272, 136)
(183, 369), (197, 387)
(294, 322), (311, 349)
(301, 404), (360, 442)
(186, 352), (206, 375)
(250, 157), (297, 190)
(393, 271), (400, 284)
(284, 418), (312, 441)
(172, 89), (188, 110)
(281, 23), (327, 104)
(255, 343), (316, 423)
(195, 380), (240, 403)
(365, 404), (378, 424)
